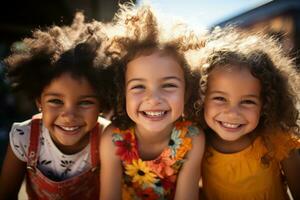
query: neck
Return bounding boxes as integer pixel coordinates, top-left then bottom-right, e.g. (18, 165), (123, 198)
(208, 130), (256, 154)
(134, 124), (174, 160)
(134, 124), (173, 145)
(51, 133), (90, 155)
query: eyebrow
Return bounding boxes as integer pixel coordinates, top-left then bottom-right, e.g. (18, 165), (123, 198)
(164, 76), (183, 82)
(126, 76), (183, 86)
(43, 93), (98, 99)
(207, 91), (226, 95)
(208, 91), (260, 98)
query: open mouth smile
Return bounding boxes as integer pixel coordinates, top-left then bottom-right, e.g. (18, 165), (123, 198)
(140, 110), (168, 119)
(55, 125), (82, 135)
(218, 121), (243, 129)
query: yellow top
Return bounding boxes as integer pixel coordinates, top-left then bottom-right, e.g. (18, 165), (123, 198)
(202, 132), (300, 200)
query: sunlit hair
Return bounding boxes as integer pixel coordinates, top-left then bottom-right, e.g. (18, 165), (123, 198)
(4, 12), (116, 113)
(190, 27), (300, 142)
(104, 3), (204, 130)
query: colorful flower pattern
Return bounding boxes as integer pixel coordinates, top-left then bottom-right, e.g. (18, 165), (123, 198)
(112, 120), (199, 199)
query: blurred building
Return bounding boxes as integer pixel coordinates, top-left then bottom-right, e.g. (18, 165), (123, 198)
(213, 0), (300, 66)
(0, 0), (135, 44)
(0, 0), (135, 168)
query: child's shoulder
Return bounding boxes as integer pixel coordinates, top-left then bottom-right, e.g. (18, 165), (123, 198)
(9, 118), (33, 162)
(101, 124), (119, 143)
(174, 120), (204, 138)
(99, 124), (122, 158)
(10, 118), (33, 136)
(102, 124), (133, 142)
(267, 130), (300, 161)
(174, 121), (205, 152)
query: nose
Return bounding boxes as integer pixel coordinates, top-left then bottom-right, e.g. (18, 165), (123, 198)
(145, 89), (162, 105)
(60, 105), (78, 122)
(224, 105), (241, 118)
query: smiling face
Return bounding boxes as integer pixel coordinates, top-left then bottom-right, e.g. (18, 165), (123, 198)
(204, 65), (262, 142)
(125, 51), (185, 137)
(36, 73), (100, 152)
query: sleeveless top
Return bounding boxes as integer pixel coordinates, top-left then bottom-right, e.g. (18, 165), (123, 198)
(26, 118), (101, 200)
(112, 120), (199, 200)
(202, 131), (300, 200)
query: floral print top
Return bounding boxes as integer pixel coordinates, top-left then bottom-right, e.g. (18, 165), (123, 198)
(112, 120), (199, 200)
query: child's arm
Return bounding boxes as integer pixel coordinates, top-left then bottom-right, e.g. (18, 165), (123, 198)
(174, 130), (205, 200)
(99, 125), (123, 200)
(281, 149), (300, 199)
(0, 145), (27, 200)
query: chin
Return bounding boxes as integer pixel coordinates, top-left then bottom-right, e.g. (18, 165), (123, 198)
(220, 136), (240, 142)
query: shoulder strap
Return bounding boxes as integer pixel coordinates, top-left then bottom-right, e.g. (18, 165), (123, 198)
(90, 123), (100, 167)
(28, 118), (41, 167)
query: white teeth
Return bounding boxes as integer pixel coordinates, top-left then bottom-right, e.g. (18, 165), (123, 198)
(221, 122), (240, 128)
(144, 111), (165, 117)
(60, 126), (79, 131)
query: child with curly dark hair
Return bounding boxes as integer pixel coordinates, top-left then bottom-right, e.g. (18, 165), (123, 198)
(0, 13), (115, 199)
(191, 27), (300, 200)
(100, 4), (205, 200)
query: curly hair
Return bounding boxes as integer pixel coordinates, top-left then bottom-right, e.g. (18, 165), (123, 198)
(105, 3), (204, 130)
(190, 27), (300, 137)
(4, 12), (116, 113)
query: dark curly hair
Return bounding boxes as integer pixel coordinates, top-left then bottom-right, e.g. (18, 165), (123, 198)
(4, 12), (116, 113)
(189, 27), (300, 139)
(105, 3), (204, 130)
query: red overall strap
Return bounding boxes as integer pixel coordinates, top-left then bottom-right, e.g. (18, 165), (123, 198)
(90, 123), (100, 168)
(28, 118), (40, 167)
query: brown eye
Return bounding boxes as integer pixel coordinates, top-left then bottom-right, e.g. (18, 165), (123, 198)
(79, 100), (95, 106)
(131, 85), (145, 90)
(162, 83), (177, 88)
(243, 100), (255, 104)
(48, 99), (63, 105)
(241, 99), (257, 106)
(212, 96), (226, 102)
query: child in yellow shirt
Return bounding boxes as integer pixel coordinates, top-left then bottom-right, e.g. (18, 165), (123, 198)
(193, 28), (300, 200)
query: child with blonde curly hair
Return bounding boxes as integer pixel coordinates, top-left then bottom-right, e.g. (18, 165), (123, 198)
(100, 4), (205, 200)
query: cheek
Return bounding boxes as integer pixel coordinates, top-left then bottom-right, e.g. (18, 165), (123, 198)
(85, 109), (100, 120)
(88, 114), (99, 126)
(168, 90), (185, 103)
(203, 108), (212, 123)
(204, 100), (213, 114)
(40, 114), (52, 129)
(250, 109), (261, 124)
(125, 101), (132, 114)
(203, 104), (211, 121)
(167, 94), (185, 115)
(203, 101), (219, 123)
(125, 94), (138, 113)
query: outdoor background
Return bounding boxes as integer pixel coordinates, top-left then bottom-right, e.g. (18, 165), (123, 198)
(1, 0), (299, 176)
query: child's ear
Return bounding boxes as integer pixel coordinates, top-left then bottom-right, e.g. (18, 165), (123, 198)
(35, 98), (42, 112)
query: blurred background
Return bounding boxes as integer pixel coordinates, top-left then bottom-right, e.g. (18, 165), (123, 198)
(1, 0), (300, 171)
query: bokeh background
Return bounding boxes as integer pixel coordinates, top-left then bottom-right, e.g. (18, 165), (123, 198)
(1, 0), (300, 175)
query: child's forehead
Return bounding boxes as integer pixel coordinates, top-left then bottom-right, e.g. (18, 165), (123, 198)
(128, 51), (182, 68)
(208, 65), (261, 88)
(127, 50), (183, 71)
(50, 72), (87, 84)
(48, 72), (96, 90)
(54, 72), (88, 81)
(210, 65), (251, 78)
(125, 53), (184, 81)
(211, 63), (250, 73)
(43, 73), (98, 95)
